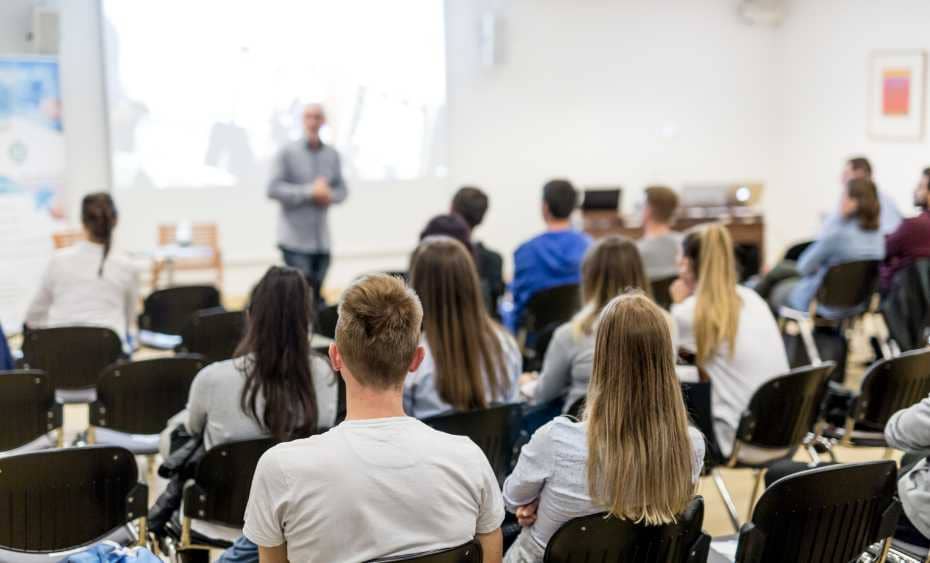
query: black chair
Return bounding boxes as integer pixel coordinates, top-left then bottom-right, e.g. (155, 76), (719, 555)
(178, 308), (244, 364)
(779, 260), (880, 374)
(138, 285), (222, 347)
(544, 497), (710, 563)
(0, 370), (63, 453)
(520, 284), (581, 371)
(730, 460), (900, 563)
(880, 258), (930, 353)
(20, 326), (124, 403)
(783, 240), (814, 262)
(824, 348), (930, 455)
(89, 355), (206, 457)
(651, 276), (676, 311)
(316, 303), (340, 340)
(565, 396), (585, 419)
(174, 438), (276, 555)
(0, 446), (147, 554)
(424, 403), (523, 485)
(367, 540), (482, 563)
(682, 362), (836, 532)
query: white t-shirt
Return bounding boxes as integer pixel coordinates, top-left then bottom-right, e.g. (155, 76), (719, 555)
(671, 286), (789, 455)
(244, 416), (505, 563)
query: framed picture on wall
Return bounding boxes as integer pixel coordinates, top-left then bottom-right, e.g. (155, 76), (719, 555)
(868, 50), (927, 141)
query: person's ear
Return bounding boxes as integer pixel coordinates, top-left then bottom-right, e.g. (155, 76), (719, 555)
(408, 346), (426, 373)
(329, 343), (342, 372)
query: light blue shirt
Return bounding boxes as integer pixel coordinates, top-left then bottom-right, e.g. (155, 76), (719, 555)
(788, 217), (885, 318)
(404, 327), (522, 419)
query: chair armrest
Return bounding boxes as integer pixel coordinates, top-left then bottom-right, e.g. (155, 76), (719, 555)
(778, 306), (809, 322)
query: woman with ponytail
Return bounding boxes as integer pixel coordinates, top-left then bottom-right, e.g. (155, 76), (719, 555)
(25, 192), (139, 343)
(670, 223), (788, 458)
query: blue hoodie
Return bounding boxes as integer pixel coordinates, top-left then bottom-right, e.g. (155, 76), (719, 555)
(506, 229), (592, 332)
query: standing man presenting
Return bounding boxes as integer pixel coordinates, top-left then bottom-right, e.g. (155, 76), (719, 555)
(268, 103), (347, 306)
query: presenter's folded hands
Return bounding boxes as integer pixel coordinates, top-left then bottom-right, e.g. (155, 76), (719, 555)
(310, 177), (333, 206)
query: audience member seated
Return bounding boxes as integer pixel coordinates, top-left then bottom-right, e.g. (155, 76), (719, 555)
(452, 186), (506, 318)
(521, 236), (677, 412)
(756, 178), (885, 319)
(243, 274), (505, 562)
(405, 236), (521, 419)
(884, 394), (930, 549)
(0, 322), (12, 371)
(881, 166), (930, 293)
(507, 179), (591, 332)
(24, 193), (138, 345)
(671, 224), (789, 458)
(502, 294), (704, 562)
(822, 157), (902, 235)
(636, 185), (683, 280)
(419, 213), (472, 248)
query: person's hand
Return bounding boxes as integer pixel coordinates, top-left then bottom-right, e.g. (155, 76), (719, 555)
(670, 278), (692, 304)
(518, 372), (538, 386)
(516, 500), (539, 527)
(310, 177), (332, 206)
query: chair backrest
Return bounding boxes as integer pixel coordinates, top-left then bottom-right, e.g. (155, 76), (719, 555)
(736, 461), (899, 563)
(91, 355), (206, 435)
(158, 222), (219, 248)
(51, 229), (86, 249)
(856, 348), (930, 431)
(21, 326), (123, 390)
(182, 437), (276, 527)
(179, 308), (245, 364)
(815, 260), (880, 311)
(544, 497), (709, 563)
(367, 540), (482, 563)
(650, 276), (676, 311)
(880, 258), (930, 352)
(523, 283), (581, 333)
(139, 285), (222, 335)
(316, 303), (340, 340)
(0, 370), (62, 452)
(736, 363), (835, 450)
(783, 240), (814, 262)
(680, 381), (724, 466)
(0, 447), (146, 553)
(423, 403), (522, 485)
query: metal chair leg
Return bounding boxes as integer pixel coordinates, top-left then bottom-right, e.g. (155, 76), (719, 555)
(798, 319), (823, 365)
(748, 469), (764, 519)
(712, 469), (741, 532)
(876, 536), (892, 563)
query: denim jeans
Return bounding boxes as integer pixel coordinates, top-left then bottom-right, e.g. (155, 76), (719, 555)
(216, 536), (259, 563)
(280, 247), (331, 307)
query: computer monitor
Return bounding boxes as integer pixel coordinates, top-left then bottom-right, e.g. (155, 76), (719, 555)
(581, 187), (622, 213)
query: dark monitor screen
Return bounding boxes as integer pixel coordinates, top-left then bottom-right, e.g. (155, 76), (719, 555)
(581, 188), (622, 212)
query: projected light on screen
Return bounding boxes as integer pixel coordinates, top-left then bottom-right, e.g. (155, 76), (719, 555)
(101, 0), (447, 190)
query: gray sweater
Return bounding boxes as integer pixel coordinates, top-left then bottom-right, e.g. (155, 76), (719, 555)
(267, 140), (348, 253)
(885, 394), (930, 539)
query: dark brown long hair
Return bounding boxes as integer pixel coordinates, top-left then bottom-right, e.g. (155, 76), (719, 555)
(236, 266), (319, 441)
(81, 193), (117, 276)
(409, 236), (510, 411)
(847, 178), (881, 231)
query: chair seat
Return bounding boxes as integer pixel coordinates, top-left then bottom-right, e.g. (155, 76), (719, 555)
(138, 330), (183, 350)
(708, 535), (738, 563)
(55, 387), (97, 404)
(0, 525), (136, 562)
(92, 428), (160, 455)
(0, 431), (58, 458)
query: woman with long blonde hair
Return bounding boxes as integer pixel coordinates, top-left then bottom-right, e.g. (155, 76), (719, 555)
(525, 236), (677, 412)
(405, 236), (521, 418)
(503, 293), (704, 563)
(670, 223), (788, 456)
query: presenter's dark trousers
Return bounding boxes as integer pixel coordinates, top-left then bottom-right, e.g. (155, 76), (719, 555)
(280, 247), (331, 307)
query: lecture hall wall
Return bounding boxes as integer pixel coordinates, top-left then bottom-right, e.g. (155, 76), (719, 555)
(3, 0), (930, 295)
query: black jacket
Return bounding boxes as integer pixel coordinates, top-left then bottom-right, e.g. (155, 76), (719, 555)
(881, 258), (930, 352)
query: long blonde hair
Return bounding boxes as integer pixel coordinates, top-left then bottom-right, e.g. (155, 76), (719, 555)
(574, 236), (651, 337)
(681, 224), (742, 366)
(585, 293), (695, 525)
(409, 236), (510, 411)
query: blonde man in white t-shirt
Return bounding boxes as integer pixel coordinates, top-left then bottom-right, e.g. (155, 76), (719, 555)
(244, 274), (504, 563)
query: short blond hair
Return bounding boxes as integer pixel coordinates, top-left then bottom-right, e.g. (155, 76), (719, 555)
(335, 274), (423, 389)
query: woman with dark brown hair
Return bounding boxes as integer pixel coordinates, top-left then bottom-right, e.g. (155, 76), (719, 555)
(24, 192), (138, 344)
(405, 236), (522, 418)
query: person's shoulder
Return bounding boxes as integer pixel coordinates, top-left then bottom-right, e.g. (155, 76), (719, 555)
(515, 234), (545, 258)
(195, 357), (243, 386)
(735, 285), (769, 311)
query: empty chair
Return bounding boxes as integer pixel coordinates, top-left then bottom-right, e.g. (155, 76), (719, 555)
(725, 460), (900, 563)
(170, 438), (276, 556)
(544, 497), (710, 563)
(89, 355), (206, 455)
(779, 260), (880, 370)
(0, 446), (147, 555)
(682, 362), (836, 532)
(178, 308), (245, 364)
(424, 403), (522, 485)
(315, 303), (339, 340)
(367, 541), (482, 563)
(138, 285), (221, 349)
(824, 348), (930, 453)
(20, 325), (124, 403)
(651, 276), (676, 310)
(0, 370), (63, 454)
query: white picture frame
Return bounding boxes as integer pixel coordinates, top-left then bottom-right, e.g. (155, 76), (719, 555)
(868, 50), (927, 141)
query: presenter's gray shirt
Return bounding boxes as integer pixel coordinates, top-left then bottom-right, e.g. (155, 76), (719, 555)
(267, 140), (348, 253)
